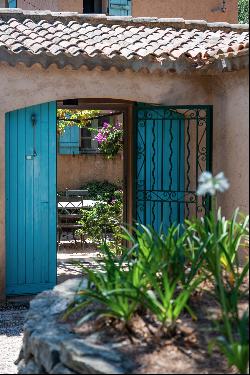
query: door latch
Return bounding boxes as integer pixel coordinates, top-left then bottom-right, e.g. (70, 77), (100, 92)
(31, 113), (37, 158)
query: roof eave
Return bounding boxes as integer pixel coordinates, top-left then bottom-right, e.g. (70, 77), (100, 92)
(0, 47), (248, 75)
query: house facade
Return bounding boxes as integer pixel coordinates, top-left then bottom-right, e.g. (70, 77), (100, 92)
(0, 6), (248, 299)
(1, 0), (238, 22)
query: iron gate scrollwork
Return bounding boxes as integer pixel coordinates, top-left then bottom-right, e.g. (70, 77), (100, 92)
(134, 104), (212, 231)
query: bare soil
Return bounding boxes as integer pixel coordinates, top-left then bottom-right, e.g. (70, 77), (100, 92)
(65, 283), (249, 375)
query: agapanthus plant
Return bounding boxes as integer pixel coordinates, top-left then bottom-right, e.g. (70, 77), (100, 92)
(95, 121), (123, 159)
(192, 171), (249, 374)
(197, 171), (230, 196)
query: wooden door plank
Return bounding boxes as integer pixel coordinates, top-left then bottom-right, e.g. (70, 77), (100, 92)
(6, 102), (57, 295)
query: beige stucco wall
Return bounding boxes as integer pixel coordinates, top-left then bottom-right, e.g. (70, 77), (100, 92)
(6, 0), (238, 22)
(212, 71), (249, 215)
(0, 62), (248, 299)
(17, 0), (83, 12)
(133, 0), (238, 23)
(57, 154), (123, 191)
(16, 0), (106, 13)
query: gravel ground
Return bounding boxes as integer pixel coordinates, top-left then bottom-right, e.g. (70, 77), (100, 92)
(0, 304), (28, 374)
(0, 245), (99, 374)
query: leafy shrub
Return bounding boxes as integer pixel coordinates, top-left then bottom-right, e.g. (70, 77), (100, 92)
(78, 189), (123, 249)
(81, 180), (122, 202)
(238, 0), (249, 24)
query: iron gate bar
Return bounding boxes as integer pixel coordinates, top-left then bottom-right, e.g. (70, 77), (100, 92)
(134, 104), (213, 231)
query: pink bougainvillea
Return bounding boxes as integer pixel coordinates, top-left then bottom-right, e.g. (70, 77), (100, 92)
(94, 121), (123, 158)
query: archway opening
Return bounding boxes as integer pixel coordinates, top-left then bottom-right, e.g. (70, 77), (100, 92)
(56, 99), (132, 284)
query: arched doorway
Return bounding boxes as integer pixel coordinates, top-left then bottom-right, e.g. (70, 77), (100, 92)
(5, 100), (212, 295)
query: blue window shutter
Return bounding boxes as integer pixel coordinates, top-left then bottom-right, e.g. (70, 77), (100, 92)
(8, 0), (17, 7)
(109, 0), (131, 16)
(70, 125), (80, 155)
(59, 126), (79, 155)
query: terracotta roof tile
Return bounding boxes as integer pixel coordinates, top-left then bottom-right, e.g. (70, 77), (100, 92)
(0, 9), (248, 74)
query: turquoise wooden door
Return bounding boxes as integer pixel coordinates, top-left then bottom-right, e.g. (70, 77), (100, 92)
(109, 0), (131, 15)
(135, 104), (185, 232)
(6, 102), (57, 295)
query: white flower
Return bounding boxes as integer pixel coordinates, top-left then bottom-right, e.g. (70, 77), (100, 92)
(197, 171), (230, 196)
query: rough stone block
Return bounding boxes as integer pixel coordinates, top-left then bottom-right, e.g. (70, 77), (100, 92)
(17, 280), (127, 375)
(18, 359), (43, 374)
(51, 363), (77, 374)
(60, 339), (125, 374)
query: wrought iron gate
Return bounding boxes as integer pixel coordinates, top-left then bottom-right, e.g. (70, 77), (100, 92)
(134, 104), (212, 231)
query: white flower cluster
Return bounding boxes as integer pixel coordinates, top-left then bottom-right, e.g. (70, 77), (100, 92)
(197, 172), (230, 196)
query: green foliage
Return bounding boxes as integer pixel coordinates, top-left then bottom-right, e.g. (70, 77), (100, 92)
(57, 109), (101, 134)
(78, 189), (123, 249)
(209, 311), (249, 374)
(65, 198), (249, 370)
(238, 0), (249, 24)
(67, 225), (204, 334)
(185, 207), (249, 321)
(185, 203), (249, 374)
(81, 181), (122, 202)
(123, 224), (205, 286)
(123, 225), (205, 330)
(64, 244), (144, 324)
(141, 268), (202, 332)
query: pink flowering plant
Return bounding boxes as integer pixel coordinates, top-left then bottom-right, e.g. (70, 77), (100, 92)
(95, 121), (123, 158)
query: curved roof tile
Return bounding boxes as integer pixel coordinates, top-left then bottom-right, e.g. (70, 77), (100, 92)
(0, 9), (249, 74)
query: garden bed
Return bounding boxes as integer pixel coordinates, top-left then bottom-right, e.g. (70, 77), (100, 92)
(17, 278), (247, 374)
(18, 180), (249, 374)
(18, 279), (234, 374)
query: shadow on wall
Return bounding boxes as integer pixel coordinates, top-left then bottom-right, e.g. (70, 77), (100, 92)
(57, 153), (123, 191)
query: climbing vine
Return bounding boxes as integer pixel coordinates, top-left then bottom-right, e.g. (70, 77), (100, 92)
(57, 109), (101, 134)
(238, 0), (249, 23)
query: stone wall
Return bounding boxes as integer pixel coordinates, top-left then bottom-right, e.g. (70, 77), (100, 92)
(17, 279), (129, 374)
